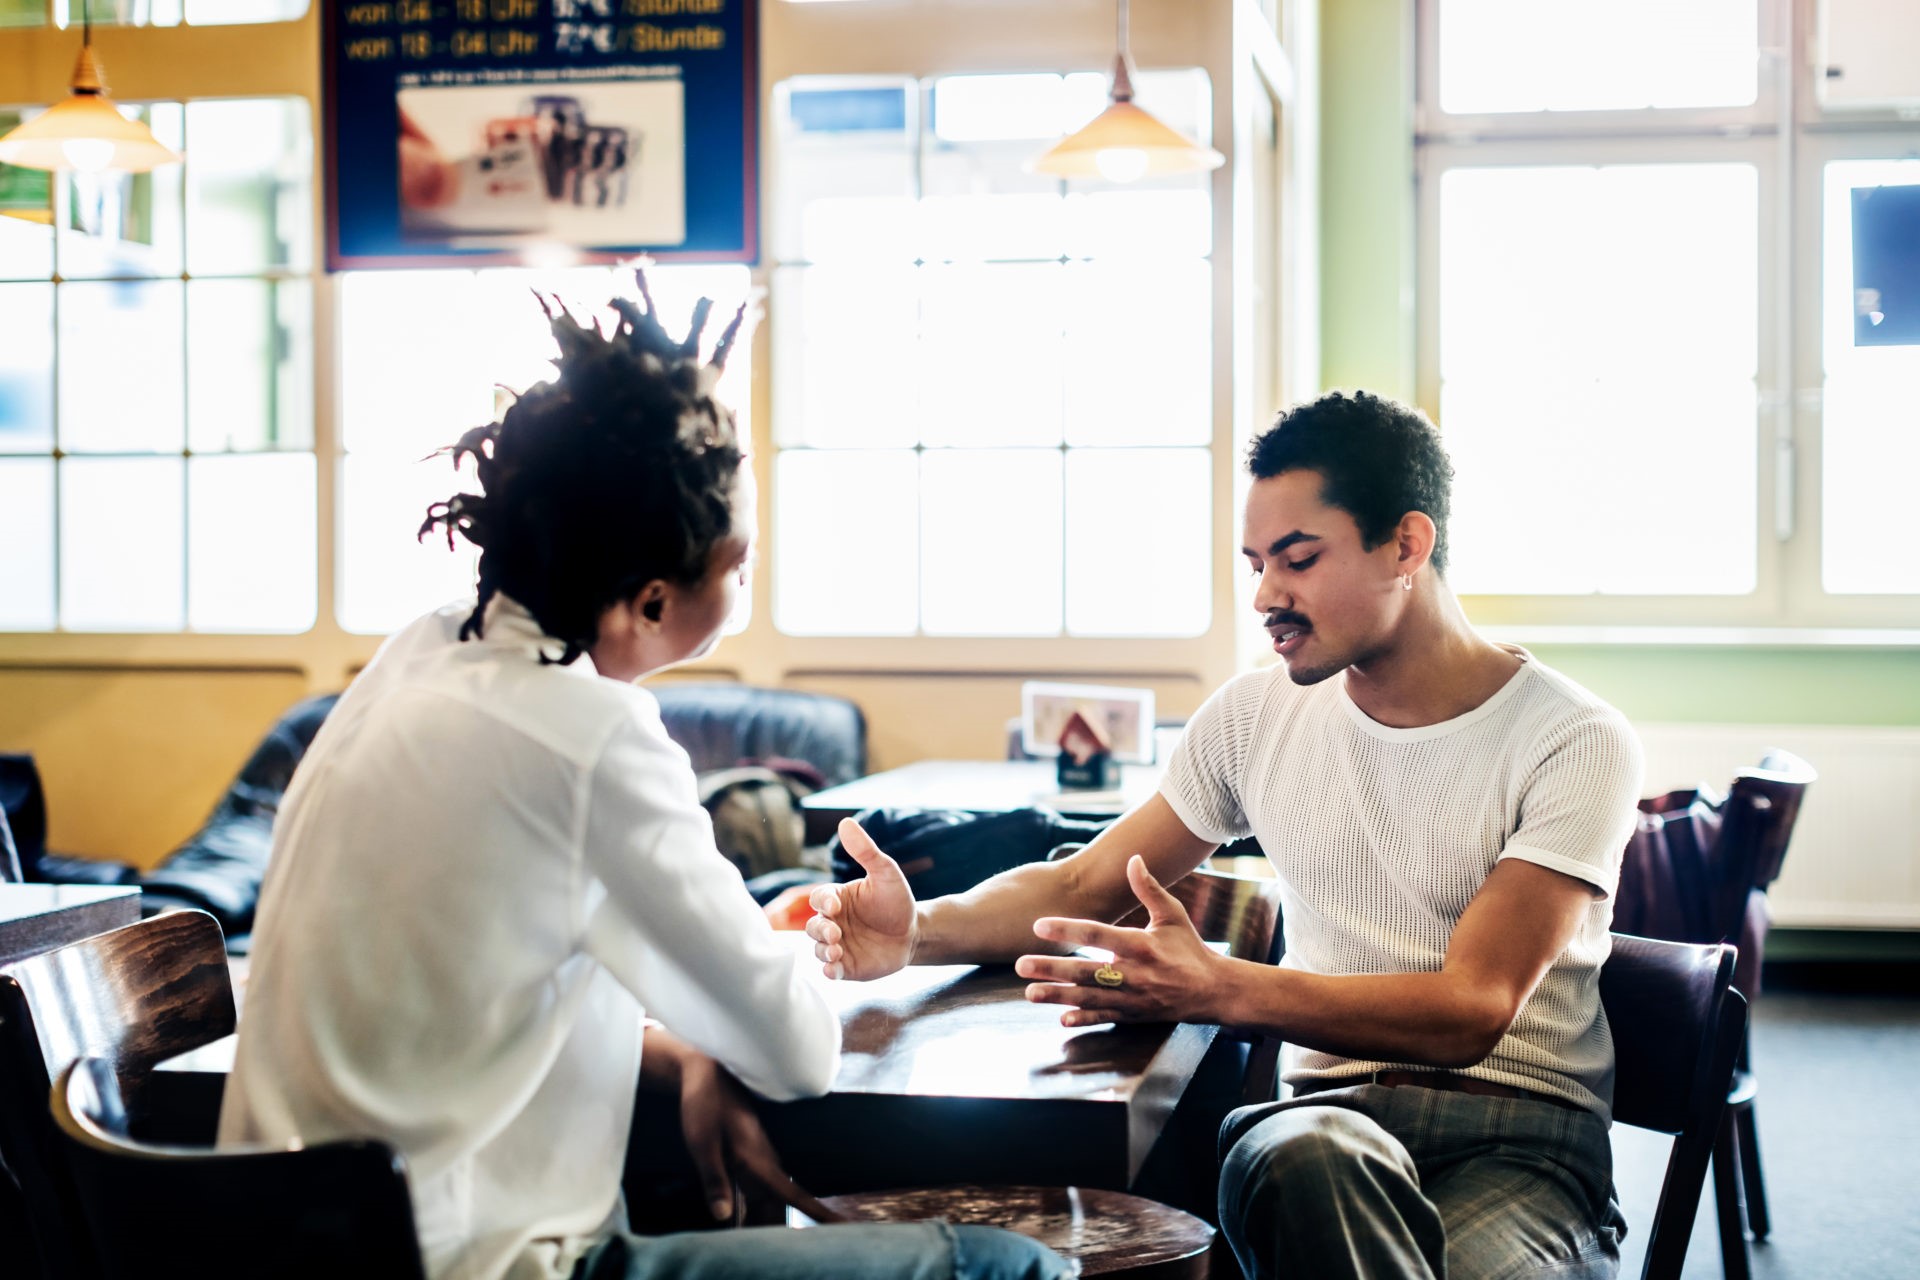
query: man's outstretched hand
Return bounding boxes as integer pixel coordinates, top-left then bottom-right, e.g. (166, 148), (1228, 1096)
(805, 818), (917, 981)
(1015, 855), (1224, 1027)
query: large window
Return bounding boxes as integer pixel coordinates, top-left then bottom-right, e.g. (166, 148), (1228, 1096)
(769, 71), (1217, 639)
(334, 263), (752, 635)
(1418, 0), (1920, 628)
(0, 96), (315, 632)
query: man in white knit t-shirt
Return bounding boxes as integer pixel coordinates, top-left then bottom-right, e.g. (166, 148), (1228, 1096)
(809, 390), (1644, 1279)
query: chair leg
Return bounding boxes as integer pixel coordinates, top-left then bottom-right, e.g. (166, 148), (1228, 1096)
(1734, 1103), (1770, 1241)
(1712, 1112), (1752, 1280)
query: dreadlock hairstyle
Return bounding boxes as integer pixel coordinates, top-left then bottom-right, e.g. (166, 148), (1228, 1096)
(418, 268), (749, 667)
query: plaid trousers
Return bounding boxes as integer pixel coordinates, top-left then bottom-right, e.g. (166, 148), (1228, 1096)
(1218, 1082), (1625, 1280)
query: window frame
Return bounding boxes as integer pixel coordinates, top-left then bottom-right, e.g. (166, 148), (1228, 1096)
(1415, 0), (1920, 632)
(765, 68), (1220, 643)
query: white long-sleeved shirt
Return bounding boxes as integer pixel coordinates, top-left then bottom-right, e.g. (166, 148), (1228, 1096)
(218, 595), (841, 1280)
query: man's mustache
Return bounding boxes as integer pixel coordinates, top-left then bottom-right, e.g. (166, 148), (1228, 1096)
(1264, 612), (1311, 629)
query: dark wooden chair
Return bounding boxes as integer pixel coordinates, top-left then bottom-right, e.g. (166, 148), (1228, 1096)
(53, 1055), (427, 1280)
(1619, 749), (1815, 1279)
(1602, 932), (1749, 1280)
(812, 866), (1282, 1278)
(0, 910), (236, 1280)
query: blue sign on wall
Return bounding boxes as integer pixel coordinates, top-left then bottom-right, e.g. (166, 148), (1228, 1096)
(325, 0), (757, 269)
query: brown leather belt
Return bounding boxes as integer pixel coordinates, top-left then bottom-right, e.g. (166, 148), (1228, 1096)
(1295, 1070), (1571, 1107)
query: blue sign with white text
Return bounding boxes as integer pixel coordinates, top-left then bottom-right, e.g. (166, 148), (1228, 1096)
(324, 0), (757, 269)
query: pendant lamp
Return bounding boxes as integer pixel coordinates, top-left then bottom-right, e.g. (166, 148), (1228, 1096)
(0, 2), (182, 174)
(1028, 0), (1224, 183)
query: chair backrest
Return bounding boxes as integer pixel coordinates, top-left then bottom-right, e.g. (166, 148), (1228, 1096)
(0, 803), (20, 883)
(1601, 932), (1748, 1280)
(0, 911), (235, 1279)
(1116, 864), (1284, 966)
(1117, 865), (1286, 1106)
(52, 1056), (427, 1280)
(654, 683), (868, 785)
(1715, 749), (1815, 917)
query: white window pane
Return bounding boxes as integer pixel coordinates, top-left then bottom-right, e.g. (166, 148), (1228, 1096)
(775, 81), (915, 263)
(58, 279), (185, 453)
(1442, 377), (1756, 596)
(0, 458), (54, 630)
(187, 454), (315, 632)
(933, 75), (1076, 142)
(1436, 162), (1758, 597)
(0, 282), (54, 453)
(1821, 159), (1920, 594)
(60, 457), (184, 630)
(183, 0), (309, 25)
(56, 103), (185, 279)
(338, 455), (480, 635)
(1064, 189), (1211, 260)
(772, 265), (920, 449)
(920, 450), (1061, 635)
(1066, 449), (1210, 636)
(1440, 164), (1757, 385)
(774, 450), (918, 635)
(920, 190), (1065, 263)
(1438, 0), (1759, 114)
(188, 278), (312, 452)
(338, 271), (490, 458)
(1064, 260), (1211, 446)
(920, 264), (1063, 447)
(185, 96), (313, 276)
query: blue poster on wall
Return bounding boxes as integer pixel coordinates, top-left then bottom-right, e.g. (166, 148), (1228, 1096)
(324, 0), (757, 270)
(1852, 184), (1920, 347)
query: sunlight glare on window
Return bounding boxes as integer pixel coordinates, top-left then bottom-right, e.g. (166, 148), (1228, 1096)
(1820, 159), (1920, 595)
(1438, 0), (1759, 115)
(1438, 163), (1758, 596)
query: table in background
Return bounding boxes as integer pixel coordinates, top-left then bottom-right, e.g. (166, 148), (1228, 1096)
(151, 936), (1220, 1197)
(0, 884), (141, 969)
(802, 759), (1166, 845)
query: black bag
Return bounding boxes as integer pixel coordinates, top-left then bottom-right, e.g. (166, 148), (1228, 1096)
(830, 806), (1111, 901)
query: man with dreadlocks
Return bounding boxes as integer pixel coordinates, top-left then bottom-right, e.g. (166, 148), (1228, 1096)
(220, 271), (1069, 1280)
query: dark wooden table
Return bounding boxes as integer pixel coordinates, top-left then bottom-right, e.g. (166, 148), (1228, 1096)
(802, 760), (1167, 844)
(0, 883), (142, 968)
(151, 936), (1221, 1196)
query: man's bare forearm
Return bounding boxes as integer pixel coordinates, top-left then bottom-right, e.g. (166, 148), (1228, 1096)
(1213, 961), (1516, 1068)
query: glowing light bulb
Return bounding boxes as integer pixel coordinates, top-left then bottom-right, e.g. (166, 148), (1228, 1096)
(60, 137), (114, 172)
(1093, 147), (1150, 183)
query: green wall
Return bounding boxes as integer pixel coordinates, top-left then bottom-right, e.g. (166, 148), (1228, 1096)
(1314, 0), (1920, 731)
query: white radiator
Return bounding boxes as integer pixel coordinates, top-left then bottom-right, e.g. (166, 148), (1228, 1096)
(1634, 724), (1920, 930)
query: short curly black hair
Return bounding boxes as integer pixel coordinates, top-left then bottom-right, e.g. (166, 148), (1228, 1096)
(1245, 390), (1454, 575)
(418, 269), (748, 666)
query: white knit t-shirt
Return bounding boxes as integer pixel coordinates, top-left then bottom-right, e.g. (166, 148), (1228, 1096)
(1160, 648), (1643, 1115)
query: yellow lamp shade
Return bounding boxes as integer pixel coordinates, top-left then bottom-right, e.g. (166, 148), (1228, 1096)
(1028, 100), (1224, 182)
(0, 93), (181, 174)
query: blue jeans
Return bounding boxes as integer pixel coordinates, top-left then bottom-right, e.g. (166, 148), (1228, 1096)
(573, 1222), (1074, 1280)
(1219, 1083), (1625, 1280)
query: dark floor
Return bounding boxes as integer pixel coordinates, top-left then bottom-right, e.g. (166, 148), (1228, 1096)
(1612, 987), (1920, 1278)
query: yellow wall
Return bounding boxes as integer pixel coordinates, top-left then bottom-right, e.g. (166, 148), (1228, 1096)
(0, 3), (1312, 865)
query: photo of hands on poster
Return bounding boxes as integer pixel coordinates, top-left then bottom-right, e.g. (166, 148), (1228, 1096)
(396, 75), (687, 248)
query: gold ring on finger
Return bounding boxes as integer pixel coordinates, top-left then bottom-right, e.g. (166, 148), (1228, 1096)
(1093, 964), (1125, 989)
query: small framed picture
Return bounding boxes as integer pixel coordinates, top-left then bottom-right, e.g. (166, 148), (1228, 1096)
(1021, 682), (1156, 765)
